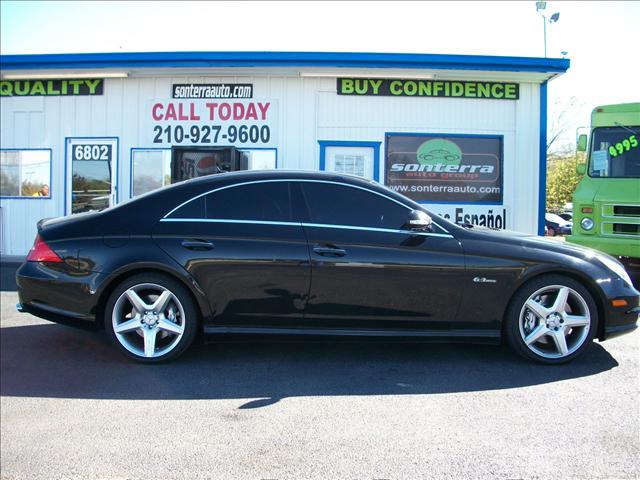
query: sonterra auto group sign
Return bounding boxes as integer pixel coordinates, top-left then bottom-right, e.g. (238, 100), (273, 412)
(0, 79), (104, 96)
(337, 78), (519, 100)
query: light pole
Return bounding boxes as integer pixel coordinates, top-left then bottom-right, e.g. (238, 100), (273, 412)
(536, 1), (560, 57)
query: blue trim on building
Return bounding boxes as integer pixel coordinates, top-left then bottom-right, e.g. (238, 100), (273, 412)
(0, 148), (53, 199)
(318, 140), (381, 182)
(63, 137), (119, 215)
(0, 51), (570, 74)
(538, 81), (548, 236)
(383, 131), (505, 206)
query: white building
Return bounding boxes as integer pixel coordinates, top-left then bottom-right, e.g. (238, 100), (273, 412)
(0, 51), (569, 256)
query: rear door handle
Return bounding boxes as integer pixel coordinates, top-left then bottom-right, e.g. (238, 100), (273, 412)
(181, 239), (215, 250)
(313, 244), (346, 257)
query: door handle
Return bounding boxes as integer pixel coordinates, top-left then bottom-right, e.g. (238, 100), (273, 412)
(313, 244), (346, 257)
(181, 239), (215, 250)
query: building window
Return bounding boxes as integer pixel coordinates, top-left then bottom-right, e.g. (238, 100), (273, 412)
(240, 148), (277, 170)
(318, 141), (380, 181)
(131, 149), (171, 197)
(0, 149), (51, 198)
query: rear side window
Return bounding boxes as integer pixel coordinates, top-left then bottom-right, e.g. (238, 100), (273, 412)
(167, 197), (204, 219)
(205, 181), (292, 222)
(168, 182), (292, 222)
(300, 182), (409, 230)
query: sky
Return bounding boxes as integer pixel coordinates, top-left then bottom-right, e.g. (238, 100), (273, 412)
(1, 0), (638, 152)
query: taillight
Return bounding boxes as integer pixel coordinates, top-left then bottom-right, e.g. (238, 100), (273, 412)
(26, 234), (63, 263)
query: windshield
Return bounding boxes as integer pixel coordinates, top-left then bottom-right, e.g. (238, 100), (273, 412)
(588, 126), (640, 178)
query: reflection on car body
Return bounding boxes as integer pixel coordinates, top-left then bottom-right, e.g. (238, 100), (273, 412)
(16, 170), (639, 364)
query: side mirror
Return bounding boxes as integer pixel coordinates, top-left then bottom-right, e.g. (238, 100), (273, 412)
(406, 210), (432, 231)
(576, 163), (586, 175)
(577, 134), (588, 152)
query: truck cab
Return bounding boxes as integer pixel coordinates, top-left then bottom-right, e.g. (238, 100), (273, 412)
(569, 103), (640, 285)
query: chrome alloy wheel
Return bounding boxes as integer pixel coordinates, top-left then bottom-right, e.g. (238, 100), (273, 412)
(112, 283), (186, 359)
(519, 285), (591, 359)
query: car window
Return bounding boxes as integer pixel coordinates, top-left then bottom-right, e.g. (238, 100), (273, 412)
(166, 181), (292, 222)
(300, 182), (409, 230)
(205, 181), (292, 222)
(167, 197), (205, 219)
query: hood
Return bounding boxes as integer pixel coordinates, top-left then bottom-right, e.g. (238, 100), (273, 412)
(462, 225), (603, 261)
(592, 178), (640, 203)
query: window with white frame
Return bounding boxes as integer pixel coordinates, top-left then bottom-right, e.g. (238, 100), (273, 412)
(240, 149), (277, 170)
(322, 144), (376, 180)
(0, 149), (51, 198)
(131, 149), (171, 197)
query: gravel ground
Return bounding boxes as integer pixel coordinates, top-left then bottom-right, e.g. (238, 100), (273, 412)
(1, 290), (639, 480)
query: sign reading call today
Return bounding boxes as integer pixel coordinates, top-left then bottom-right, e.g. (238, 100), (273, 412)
(148, 99), (277, 147)
(0, 79), (104, 97)
(338, 78), (519, 100)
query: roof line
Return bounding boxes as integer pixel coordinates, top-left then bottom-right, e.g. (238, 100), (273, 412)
(0, 51), (570, 73)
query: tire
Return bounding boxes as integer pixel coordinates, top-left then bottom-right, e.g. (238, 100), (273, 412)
(104, 272), (199, 363)
(504, 274), (598, 364)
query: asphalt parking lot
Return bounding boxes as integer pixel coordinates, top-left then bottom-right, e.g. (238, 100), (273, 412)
(1, 280), (639, 479)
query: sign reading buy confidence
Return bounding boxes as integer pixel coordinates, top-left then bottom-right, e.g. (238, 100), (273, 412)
(338, 78), (519, 100)
(148, 100), (277, 146)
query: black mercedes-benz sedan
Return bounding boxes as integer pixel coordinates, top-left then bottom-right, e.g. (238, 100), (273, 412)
(16, 170), (639, 364)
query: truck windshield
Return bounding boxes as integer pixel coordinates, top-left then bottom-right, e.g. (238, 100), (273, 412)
(589, 126), (640, 178)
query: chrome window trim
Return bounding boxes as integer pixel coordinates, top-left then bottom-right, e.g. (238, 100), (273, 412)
(160, 217), (454, 238)
(162, 177), (450, 235)
(160, 218), (300, 227)
(302, 222), (454, 238)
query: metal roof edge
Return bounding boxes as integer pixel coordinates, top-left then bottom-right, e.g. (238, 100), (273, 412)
(0, 51), (570, 73)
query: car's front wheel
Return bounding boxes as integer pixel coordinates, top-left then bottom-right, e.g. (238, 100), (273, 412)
(104, 273), (198, 363)
(505, 274), (598, 364)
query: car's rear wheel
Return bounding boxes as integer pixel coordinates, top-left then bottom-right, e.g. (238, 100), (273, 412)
(104, 273), (198, 363)
(505, 274), (598, 364)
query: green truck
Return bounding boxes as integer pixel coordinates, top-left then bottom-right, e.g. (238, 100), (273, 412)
(569, 102), (640, 285)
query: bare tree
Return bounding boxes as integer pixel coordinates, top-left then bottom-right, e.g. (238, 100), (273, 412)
(547, 96), (583, 154)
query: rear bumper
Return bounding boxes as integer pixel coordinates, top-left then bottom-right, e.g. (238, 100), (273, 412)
(16, 301), (99, 330)
(16, 261), (103, 328)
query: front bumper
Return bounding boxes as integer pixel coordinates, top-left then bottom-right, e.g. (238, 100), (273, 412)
(600, 291), (639, 341)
